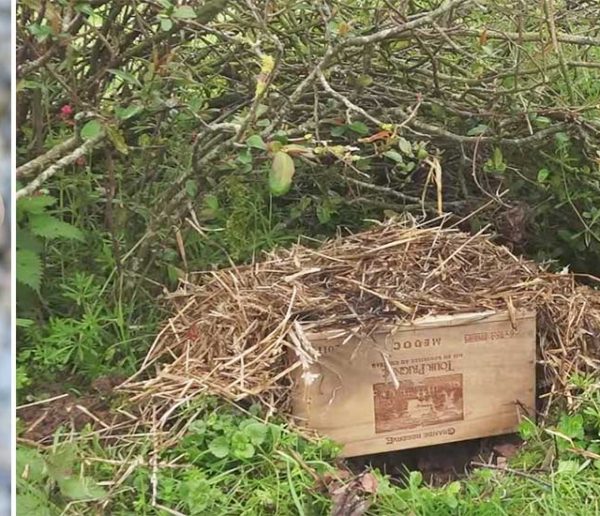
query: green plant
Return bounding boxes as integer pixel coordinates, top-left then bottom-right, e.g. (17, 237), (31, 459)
(17, 443), (106, 515)
(17, 399), (340, 515)
(17, 272), (145, 382)
(16, 194), (84, 292)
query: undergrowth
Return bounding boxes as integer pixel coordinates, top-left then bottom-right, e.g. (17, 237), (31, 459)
(16, 379), (600, 515)
(15, 0), (600, 514)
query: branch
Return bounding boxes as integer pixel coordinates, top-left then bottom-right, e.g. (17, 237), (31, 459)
(342, 0), (472, 48)
(16, 133), (105, 200)
(455, 29), (600, 47)
(344, 176), (466, 209)
(274, 0), (471, 128)
(16, 136), (79, 180)
(18, 47), (56, 77)
(543, 0), (575, 103)
(318, 71), (384, 126)
(394, 108), (567, 147)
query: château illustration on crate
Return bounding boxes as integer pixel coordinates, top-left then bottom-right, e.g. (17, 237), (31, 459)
(291, 310), (536, 457)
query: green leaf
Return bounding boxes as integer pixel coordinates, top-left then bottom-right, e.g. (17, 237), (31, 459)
(16, 318), (35, 328)
(75, 3), (94, 15)
(230, 430), (255, 459)
(533, 116), (551, 128)
(46, 444), (76, 482)
(558, 413), (584, 440)
(16, 249), (42, 291)
(173, 6), (196, 19)
(80, 120), (103, 140)
(416, 146), (429, 160)
(244, 422), (269, 446)
(330, 125), (346, 137)
(106, 125), (128, 154)
(409, 471), (423, 488)
(17, 447), (47, 483)
(166, 264), (185, 283)
(316, 204), (332, 224)
(108, 69), (142, 88)
(115, 105), (143, 120)
(398, 137), (413, 156)
(28, 23), (53, 42)
(246, 134), (267, 150)
(17, 195), (56, 215)
(269, 151), (295, 196)
(160, 17), (173, 31)
(237, 148), (252, 165)
(556, 460), (580, 475)
(233, 442), (255, 459)
(537, 168), (550, 182)
(58, 476), (106, 501)
(29, 214), (84, 241)
(208, 436), (230, 458)
(16, 492), (54, 516)
(188, 420), (207, 435)
(518, 419), (537, 440)
(270, 425), (281, 445)
(445, 493), (459, 509)
(492, 147), (503, 168)
(467, 124), (488, 136)
(383, 150), (403, 164)
(204, 194), (219, 211)
(348, 121), (369, 136)
(185, 180), (198, 198)
(446, 481), (461, 496)
(17, 230), (43, 254)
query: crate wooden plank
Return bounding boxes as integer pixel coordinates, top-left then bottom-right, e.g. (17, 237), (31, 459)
(291, 310), (536, 457)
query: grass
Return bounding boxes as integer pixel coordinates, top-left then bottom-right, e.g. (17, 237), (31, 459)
(15, 378), (600, 515)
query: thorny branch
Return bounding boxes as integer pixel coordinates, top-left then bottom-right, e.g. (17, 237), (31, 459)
(16, 0), (600, 264)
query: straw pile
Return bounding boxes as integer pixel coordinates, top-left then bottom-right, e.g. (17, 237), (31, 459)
(123, 219), (600, 419)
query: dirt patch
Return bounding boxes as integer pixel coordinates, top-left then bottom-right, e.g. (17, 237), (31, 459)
(346, 434), (523, 486)
(17, 375), (127, 443)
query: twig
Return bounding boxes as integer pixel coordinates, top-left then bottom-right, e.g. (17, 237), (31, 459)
(17, 393), (70, 410)
(470, 461), (552, 488)
(455, 28), (600, 47)
(104, 149), (122, 273)
(16, 132), (105, 200)
(275, 0), (471, 128)
(403, 113), (566, 147)
(318, 71), (383, 126)
(543, 0), (575, 103)
(341, 0), (472, 48)
(16, 136), (80, 180)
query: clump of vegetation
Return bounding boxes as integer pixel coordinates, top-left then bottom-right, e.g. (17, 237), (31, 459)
(16, 383), (600, 514)
(15, 0), (600, 514)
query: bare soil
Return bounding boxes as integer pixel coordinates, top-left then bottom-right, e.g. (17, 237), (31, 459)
(17, 375), (127, 443)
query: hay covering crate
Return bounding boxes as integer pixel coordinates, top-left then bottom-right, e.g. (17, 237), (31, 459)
(292, 310), (536, 457)
(127, 221), (600, 450)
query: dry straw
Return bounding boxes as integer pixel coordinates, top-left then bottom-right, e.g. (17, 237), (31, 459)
(121, 218), (600, 424)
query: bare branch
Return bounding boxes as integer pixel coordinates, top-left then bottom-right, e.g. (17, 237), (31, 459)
(16, 133), (105, 200)
(16, 136), (79, 180)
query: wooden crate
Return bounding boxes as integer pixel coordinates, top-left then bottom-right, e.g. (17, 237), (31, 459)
(291, 311), (536, 457)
